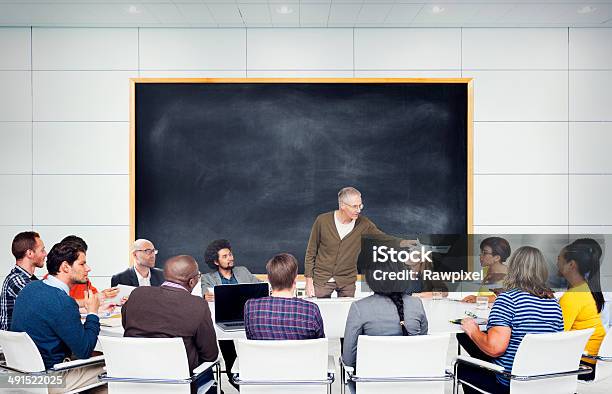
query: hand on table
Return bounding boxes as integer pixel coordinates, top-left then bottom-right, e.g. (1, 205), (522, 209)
(460, 317), (480, 337)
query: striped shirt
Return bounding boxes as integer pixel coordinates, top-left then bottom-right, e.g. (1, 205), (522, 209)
(0, 266), (38, 330)
(487, 289), (563, 386)
(244, 296), (325, 340)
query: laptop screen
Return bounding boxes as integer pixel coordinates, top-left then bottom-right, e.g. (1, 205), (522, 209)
(214, 283), (270, 323)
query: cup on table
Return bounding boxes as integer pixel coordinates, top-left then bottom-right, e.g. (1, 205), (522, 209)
(476, 296), (488, 310)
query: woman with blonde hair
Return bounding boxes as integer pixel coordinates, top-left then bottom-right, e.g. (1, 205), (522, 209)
(456, 246), (564, 394)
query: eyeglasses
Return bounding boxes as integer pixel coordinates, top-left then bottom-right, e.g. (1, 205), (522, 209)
(342, 202), (364, 210)
(191, 272), (202, 281)
(136, 248), (158, 255)
(479, 251), (494, 256)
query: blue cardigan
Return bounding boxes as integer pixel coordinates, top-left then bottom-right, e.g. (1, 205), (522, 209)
(11, 280), (100, 369)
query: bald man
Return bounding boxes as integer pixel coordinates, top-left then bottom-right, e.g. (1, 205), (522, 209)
(111, 239), (164, 287)
(122, 255), (218, 390)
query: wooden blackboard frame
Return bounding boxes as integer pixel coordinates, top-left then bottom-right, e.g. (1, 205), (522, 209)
(128, 78), (474, 271)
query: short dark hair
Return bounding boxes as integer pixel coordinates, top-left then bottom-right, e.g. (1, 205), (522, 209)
(11, 231), (41, 260)
(204, 239), (231, 269)
(266, 253), (298, 290)
(61, 235), (88, 251)
(480, 237), (511, 262)
(46, 242), (86, 276)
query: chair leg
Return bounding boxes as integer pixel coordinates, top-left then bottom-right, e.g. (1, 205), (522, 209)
(216, 364), (221, 394)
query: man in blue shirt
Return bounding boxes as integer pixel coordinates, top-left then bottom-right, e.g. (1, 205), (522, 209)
(0, 231), (47, 330)
(11, 241), (104, 394)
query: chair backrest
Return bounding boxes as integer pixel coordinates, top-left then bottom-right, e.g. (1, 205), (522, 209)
(355, 334), (450, 394)
(0, 330), (46, 373)
(594, 328), (612, 382)
(236, 338), (328, 394)
(98, 336), (191, 394)
(510, 328), (593, 394)
(314, 299), (353, 339)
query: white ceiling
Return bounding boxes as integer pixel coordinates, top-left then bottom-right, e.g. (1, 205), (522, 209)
(0, 1), (611, 28)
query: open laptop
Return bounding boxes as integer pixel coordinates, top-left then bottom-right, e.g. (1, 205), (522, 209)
(214, 283), (269, 331)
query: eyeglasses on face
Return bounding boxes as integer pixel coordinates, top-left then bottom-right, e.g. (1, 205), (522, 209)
(136, 248), (158, 255)
(479, 251), (494, 256)
(342, 202), (364, 210)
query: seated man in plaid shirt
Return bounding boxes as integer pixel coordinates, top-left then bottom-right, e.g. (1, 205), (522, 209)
(244, 253), (325, 340)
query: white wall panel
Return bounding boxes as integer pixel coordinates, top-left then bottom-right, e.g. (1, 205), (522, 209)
(0, 122), (31, 174)
(139, 29), (245, 70)
(0, 175), (32, 225)
(475, 175), (567, 225)
(473, 226), (569, 234)
(37, 225), (129, 277)
(139, 70), (246, 78)
(570, 175), (612, 225)
(463, 28), (567, 70)
(246, 70), (354, 78)
(570, 122), (612, 174)
(32, 28), (138, 70)
(33, 122), (128, 174)
(354, 28), (461, 70)
(33, 175), (128, 225)
(475, 122), (567, 174)
(0, 27), (30, 70)
(354, 70), (462, 78)
(0, 226), (33, 273)
(466, 71), (568, 121)
(570, 28), (612, 70)
(247, 29), (353, 70)
(0, 71), (31, 121)
(33, 71), (135, 121)
(570, 71), (612, 121)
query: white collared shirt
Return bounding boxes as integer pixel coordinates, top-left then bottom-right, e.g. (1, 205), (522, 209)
(134, 266), (151, 287)
(42, 275), (70, 295)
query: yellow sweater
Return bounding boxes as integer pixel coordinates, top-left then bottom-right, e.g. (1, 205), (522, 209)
(559, 282), (606, 361)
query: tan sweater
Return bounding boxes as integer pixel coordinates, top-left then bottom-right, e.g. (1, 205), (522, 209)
(304, 211), (384, 287)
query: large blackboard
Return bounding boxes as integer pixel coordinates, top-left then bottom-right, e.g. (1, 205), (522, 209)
(134, 81), (470, 274)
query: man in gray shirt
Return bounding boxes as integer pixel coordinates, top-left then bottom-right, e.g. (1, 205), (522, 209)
(200, 239), (259, 301)
(200, 238), (259, 390)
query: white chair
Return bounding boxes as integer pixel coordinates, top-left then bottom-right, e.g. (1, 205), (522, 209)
(231, 338), (335, 394)
(0, 330), (105, 394)
(98, 336), (220, 394)
(340, 334), (452, 394)
(454, 328), (594, 394)
(579, 328), (612, 385)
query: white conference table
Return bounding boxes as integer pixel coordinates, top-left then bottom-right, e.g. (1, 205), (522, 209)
(99, 297), (489, 340)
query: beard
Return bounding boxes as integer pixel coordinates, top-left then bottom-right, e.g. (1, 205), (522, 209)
(70, 274), (88, 285)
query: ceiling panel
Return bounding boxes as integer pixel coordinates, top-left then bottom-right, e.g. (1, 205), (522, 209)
(0, 1), (612, 27)
(328, 3), (363, 25)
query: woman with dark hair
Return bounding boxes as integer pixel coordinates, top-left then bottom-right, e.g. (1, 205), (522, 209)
(557, 238), (606, 381)
(463, 236), (511, 303)
(342, 259), (428, 373)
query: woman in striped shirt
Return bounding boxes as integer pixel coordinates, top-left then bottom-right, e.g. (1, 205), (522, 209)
(457, 246), (564, 394)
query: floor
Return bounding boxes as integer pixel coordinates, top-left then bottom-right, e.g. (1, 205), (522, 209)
(218, 336), (612, 394)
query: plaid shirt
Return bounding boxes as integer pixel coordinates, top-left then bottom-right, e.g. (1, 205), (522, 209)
(244, 296), (325, 340)
(0, 266), (38, 330)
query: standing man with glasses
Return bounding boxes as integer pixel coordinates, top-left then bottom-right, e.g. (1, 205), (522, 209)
(305, 187), (413, 298)
(111, 239), (164, 287)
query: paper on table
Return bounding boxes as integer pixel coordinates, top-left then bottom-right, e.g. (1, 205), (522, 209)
(108, 284), (136, 305)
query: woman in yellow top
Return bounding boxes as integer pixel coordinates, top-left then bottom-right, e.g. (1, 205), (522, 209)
(557, 238), (606, 381)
